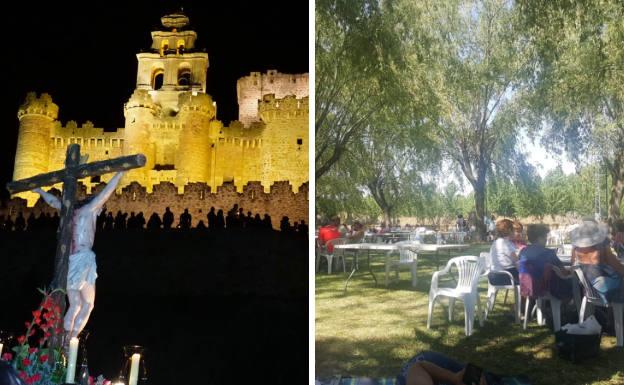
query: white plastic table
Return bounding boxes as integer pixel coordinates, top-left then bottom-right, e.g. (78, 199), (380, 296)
(418, 244), (471, 269)
(334, 242), (421, 291)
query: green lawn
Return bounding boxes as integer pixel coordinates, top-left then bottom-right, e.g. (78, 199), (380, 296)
(315, 245), (624, 385)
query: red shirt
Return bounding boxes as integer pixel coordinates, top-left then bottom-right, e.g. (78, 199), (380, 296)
(318, 225), (341, 252)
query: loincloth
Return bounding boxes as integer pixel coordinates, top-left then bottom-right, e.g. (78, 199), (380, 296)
(67, 250), (98, 290)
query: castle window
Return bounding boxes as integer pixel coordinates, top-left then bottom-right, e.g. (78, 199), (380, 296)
(160, 39), (170, 56)
(51, 138), (55, 147)
(178, 68), (192, 86)
(97, 139), (103, 147)
(90, 138), (96, 147)
(177, 39), (185, 54)
(297, 138), (303, 145)
(152, 70), (164, 90)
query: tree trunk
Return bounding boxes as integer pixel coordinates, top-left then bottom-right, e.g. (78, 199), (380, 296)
(474, 181), (487, 241)
(382, 210), (391, 226)
(609, 167), (624, 227)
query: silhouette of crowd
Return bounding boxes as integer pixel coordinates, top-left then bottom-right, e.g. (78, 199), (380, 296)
(0, 204), (308, 236)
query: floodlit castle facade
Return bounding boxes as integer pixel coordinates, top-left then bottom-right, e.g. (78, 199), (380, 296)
(12, 12), (308, 205)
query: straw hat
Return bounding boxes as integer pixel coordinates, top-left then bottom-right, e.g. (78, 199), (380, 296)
(570, 220), (608, 248)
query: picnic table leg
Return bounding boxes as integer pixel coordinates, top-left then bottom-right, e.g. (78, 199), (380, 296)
(368, 250), (377, 286)
(344, 250), (359, 293)
(385, 251), (391, 286)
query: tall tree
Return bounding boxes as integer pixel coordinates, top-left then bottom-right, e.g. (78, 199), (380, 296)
(518, 0), (624, 225)
(414, 0), (532, 238)
(315, 0), (435, 179)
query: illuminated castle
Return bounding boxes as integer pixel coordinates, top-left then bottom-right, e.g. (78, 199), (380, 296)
(12, 12), (309, 205)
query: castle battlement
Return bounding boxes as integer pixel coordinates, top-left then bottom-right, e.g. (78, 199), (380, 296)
(178, 92), (216, 118)
(17, 92), (59, 120)
(259, 95), (309, 122)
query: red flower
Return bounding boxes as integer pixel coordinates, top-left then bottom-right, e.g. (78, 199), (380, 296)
(1, 353), (12, 361)
(30, 373), (41, 382)
(22, 358), (31, 367)
(28, 347), (38, 355)
(32, 310), (41, 319)
(24, 321), (31, 329)
(39, 354), (48, 363)
(89, 376), (95, 385)
(44, 332), (51, 338)
(17, 335), (26, 345)
(18, 371), (28, 380)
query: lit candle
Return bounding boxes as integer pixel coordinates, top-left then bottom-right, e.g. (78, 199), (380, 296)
(128, 353), (141, 385)
(65, 337), (79, 383)
(0, 342), (3, 355)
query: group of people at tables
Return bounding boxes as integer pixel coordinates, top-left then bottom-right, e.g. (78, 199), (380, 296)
(489, 218), (624, 305)
(316, 216), (365, 252)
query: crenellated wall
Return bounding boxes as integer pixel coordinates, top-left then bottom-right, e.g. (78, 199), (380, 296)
(1, 181), (308, 230)
(237, 70), (309, 126)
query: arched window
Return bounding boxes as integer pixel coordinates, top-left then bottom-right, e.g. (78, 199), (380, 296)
(178, 67), (192, 86)
(152, 69), (164, 90)
(160, 40), (170, 56)
(177, 39), (185, 54)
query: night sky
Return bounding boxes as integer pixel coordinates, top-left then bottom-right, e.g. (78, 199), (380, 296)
(0, 0), (309, 199)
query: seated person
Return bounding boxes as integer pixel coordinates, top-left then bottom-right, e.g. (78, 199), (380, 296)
(519, 224), (564, 271)
(346, 221), (365, 242)
(512, 221), (527, 252)
(398, 351), (527, 385)
(519, 224), (572, 299)
(318, 216), (342, 252)
(571, 220), (624, 302)
(488, 219), (518, 285)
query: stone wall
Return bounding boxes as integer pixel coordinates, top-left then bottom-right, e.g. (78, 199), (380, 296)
(0, 181), (308, 230)
(237, 70), (309, 126)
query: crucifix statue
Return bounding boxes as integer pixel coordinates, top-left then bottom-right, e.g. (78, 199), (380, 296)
(6, 144), (145, 349)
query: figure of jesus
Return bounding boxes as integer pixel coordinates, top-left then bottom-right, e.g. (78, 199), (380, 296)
(33, 171), (125, 341)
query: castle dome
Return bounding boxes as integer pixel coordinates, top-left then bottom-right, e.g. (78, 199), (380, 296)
(161, 11), (190, 30)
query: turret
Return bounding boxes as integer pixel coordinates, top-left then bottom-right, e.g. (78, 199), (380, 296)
(123, 90), (160, 187)
(175, 92), (215, 187)
(13, 92), (58, 180)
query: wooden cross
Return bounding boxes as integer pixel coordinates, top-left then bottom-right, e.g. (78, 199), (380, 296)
(6, 144), (145, 344)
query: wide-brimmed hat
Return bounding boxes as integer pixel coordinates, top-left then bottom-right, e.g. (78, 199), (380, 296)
(570, 220), (608, 248)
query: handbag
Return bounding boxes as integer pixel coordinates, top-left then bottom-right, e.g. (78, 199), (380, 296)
(554, 329), (601, 363)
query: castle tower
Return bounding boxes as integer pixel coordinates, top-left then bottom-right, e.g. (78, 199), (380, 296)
(134, 11), (209, 116)
(175, 92), (215, 187)
(123, 90), (159, 187)
(12, 93), (59, 203)
(237, 71), (309, 126)
(258, 94), (309, 192)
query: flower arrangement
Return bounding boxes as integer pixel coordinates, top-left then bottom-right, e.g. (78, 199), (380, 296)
(9, 288), (66, 385)
(0, 288), (111, 385)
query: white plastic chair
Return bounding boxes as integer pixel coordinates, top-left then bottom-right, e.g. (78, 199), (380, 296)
(427, 255), (485, 336)
(318, 238), (347, 274)
(388, 242), (419, 287)
(481, 252), (521, 323)
(521, 265), (576, 332)
(573, 266), (623, 346)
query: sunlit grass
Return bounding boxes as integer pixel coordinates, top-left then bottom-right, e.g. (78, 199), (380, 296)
(315, 245), (624, 385)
